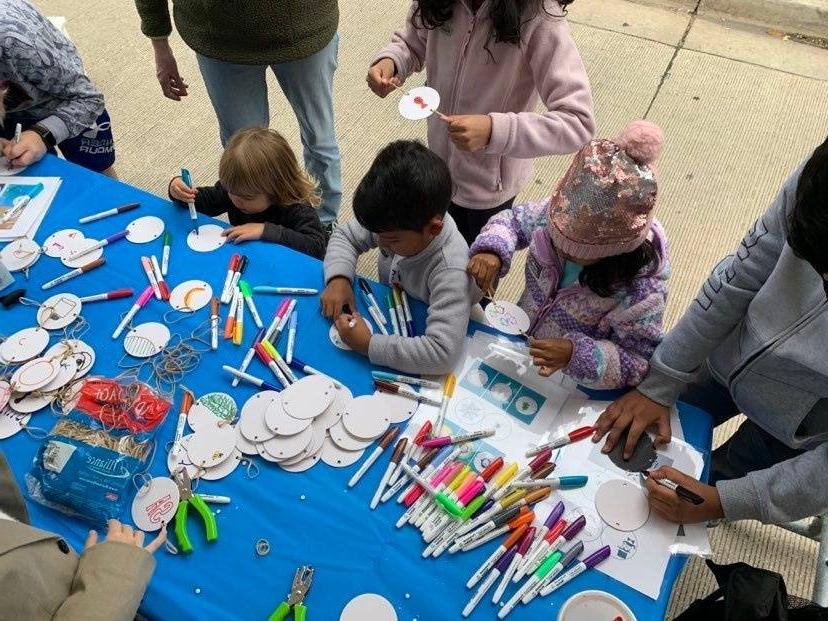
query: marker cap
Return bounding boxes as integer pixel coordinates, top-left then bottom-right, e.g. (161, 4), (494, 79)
(494, 545), (518, 572)
(562, 515), (587, 540)
(560, 540), (585, 568)
(544, 501), (565, 528)
(584, 545), (612, 568)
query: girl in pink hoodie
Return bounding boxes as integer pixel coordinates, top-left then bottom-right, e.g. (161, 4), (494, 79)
(368, 0), (595, 245)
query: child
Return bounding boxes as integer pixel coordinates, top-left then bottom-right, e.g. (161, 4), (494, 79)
(0, 452), (163, 620)
(468, 121), (669, 390)
(367, 0), (594, 245)
(322, 140), (480, 374)
(169, 127), (326, 259)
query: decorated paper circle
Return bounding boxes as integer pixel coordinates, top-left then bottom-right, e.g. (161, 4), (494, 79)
(37, 293), (82, 330)
(200, 449), (243, 481)
(485, 300), (531, 336)
(187, 224), (226, 252)
(329, 317), (374, 351)
(280, 375), (335, 420)
(0, 408), (30, 439)
(60, 238), (102, 268)
(188, 392), (237, 431)
(126, 216), (165, 244)
(131, 477), (180, 532)
(398, 86), (441, 121)
(185, 424), (237, 469)
(340, 594), (398, 621)
(7, 391), (53, 413)
(1, 237), (41, 271)
(124, 322), (170, 358)
(42, 229), (83, 258)
(169, 280), (213, 312)
(342, 395), (390, 440)
(10, 357), (59, 393)
(320, 437), (364, 468)
(45, 340), (96, 379)
(41, 356), (79, 392)
(0, 327), (50, 363)
(238, 391), (279, 442)
(595, 478), (650, 531)
(167, 436), (201, 479)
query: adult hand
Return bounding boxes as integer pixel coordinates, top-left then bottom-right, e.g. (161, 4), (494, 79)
(152, 38), (189, 101)
(593, 389), (672, 459)
(528, 337), (573, 377)
(366, 58), (400, 98)
(467, 253), (501, 295)
(320, 276), (355, 319)
(644, 467), (724, 524)
(445, 114), (492, 152)
(223, 223), (265, 243)
(3, 130), (47, 167)
(335, 311), (371, 354)
(169, 176), (197, 202)
(85, 519), (166, 553)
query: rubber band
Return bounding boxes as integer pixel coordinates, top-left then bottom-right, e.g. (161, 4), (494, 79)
(255, 539), (270, 556)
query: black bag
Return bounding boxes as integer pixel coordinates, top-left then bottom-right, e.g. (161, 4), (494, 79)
(675, 560), (828, 621)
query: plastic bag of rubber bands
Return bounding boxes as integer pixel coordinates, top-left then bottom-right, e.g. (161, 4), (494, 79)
(26, 376), (172, 524)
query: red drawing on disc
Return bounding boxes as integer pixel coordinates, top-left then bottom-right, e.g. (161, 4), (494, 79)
(413, 96), (428, 109)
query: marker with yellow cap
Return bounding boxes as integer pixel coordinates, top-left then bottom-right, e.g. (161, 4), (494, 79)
(433, 373), (456, 436)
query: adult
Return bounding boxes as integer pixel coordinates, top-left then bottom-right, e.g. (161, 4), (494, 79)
(0, 0), (115, 176)
(134, 0), (342, 231)
(594, 138), (828, 527)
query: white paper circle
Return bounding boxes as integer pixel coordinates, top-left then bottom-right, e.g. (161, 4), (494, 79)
(131, 477), (180, 532)
(41, 356), (79, 392)
(0, 156), (27, 175)
(280, 422), (326, 468)
(8, 391), (53, 413)
(37, 293), (82, 330)
(187, 224), (226, 252)
(1, 237), (41, 271)
(485, 300), (531, 336)
(238, 391), (278, 442)
(340, 593), (398, 621)
(60, 238), (102, 268)
(235, 424), (259, 455)
(124, 322), (170, 358)
(188, 392), (237, 431)
(329, 318), (374, 351)
(558, 590), (637, 621)
(126, 216), (165, 244)
(10, 357), (59, 392)
(0, 380), (10, 411)
(398, 86), (441, 121)
(320, 437), (364, 468)
(280, 375), (336, 420)
(200, 449), (243, 481)
(0, 408), (30, 439)
(167, 436), (201, 479)
(169, 280), (213, 312)
(0, 327), (50, 363)
(595, 478), (650, 531)
(316, 385), (352, 430)
(278, 449), (322, 472)
(342, 395), (390, 440)
(328, 420), (374, 451)
(42, 229), (83, 258)
(45, 340), (96, 379)
(264, 400), (312, 436)
(371, 389), (417, 424)
(256, 442), (283, 463)
(185, 424), (237, 468)
(261, 426), (314, 460)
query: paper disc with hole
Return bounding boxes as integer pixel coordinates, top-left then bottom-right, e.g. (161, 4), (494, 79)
(124, 322), (170, 358)
(44, 340), (95, 379)
(201, 449), (242, 481)
(185, 424), (236, 469)
(342, 395), (390, 440)
(0, 380), (10, 411)
(238, 391), (278, 442)
(371, 389), (417, 423)
(265, 400), (311, 436)
(10, 357), (59, 393)
(340, 593), (398, 621)
(0, 327), (50, 363)
(188, 392), (237, 431)
(167, 436), (201, 479)
(8, 391), (53, 413)
(187, 224), (226, 252)
(278, 448), (322, 472)
(0, 156), (27, 175)
(169, 280), (213, 312)
(42, 229), (83, 258)
(398, 86), (440, 121)
(320, 437), (364, 468)
(256, 442), (282, 463)
(235, 424), (259, 455)
(328, 420), (374, 451)
(261, 426), (313, 461)
(60, 238), (102, 268)
(41, 356), (79, 392)
(126, 216), (165, 243)
(131, 477), (180, 532)
(329, 318), (374, 351)
(485, 300), (531, 336)
(0, 408), (30, 439)
(37, 293), (82, 330)
(316, 386), (351, 430)
(280, 375), (335, 420)
(595, 478), (650, 531)
(1, 237), (41, 272)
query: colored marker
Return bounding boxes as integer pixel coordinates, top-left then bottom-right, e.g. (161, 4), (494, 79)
(392, 286), (407, 337)
(172, 388), (194, 458)
(535, 545), (611, 600)
(371, 371), (442, 390)
(493, 449), (552, 503)
(210, 297), (220, 350)
(641, 470), (705, 505)
(233, 289), (245, 345)
(42, 257), (105, 290)
(288, 356), (344, 390)
(180, 168), (198, 234)
(220, 254), (240, 303)
(494, 526), (536, 603)
(264, 298), (290, 341)
(141, 256), (161, 300)
(516, 502), (567, 581)
(8, 123), (21, 170)
(348, 427), (400, 488)
(370, 437), (408, 509)
(66, 230), (127, 260)
(386, 291), (400, 335)
(382, 446), (439, 503)
(509, 476), (588, 491)
(358, 288), (389, 335)
(423, 493), (489, 558)
(112, 285), (153, 338)
(150, 255), (169, 300)
(161, 231), (171, 276)
(400, 289), (415, 336)
(270, 298), (296, 343)
(229, 255), (248, 294)
(78, 288), (133, 303)
(522, 514), (586, 578)
(523, 540), (584, 605)
(396, 459), (457, 526)
(463, 545), (517, 618)
(253, 286), (318, 295)
(239, 280), (263, 329)
(462, 511), (535, 553)
(222, 365), (280, 392)
(224, 289), (240, 339)
(260, 339), (296, 383)
(232, 327), (266, 387)
(254, 343), (290, 388)
(393, 447), (450, 510)
(422, 428), (497, 449)
(285, 312), (298, 364)
(373, 380), (441, 407)
(413, 464), (470, 527)
(452, 505), (527, 553)
(433, 374), (457, 437)
(526, 425), (596, 456)
(357, 278), (386, 323)
(78, 202), (140, 224)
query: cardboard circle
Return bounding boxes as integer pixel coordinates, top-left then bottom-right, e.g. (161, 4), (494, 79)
(200, 448), (243, 481)
(188, 392), (237, 431)
(595, 478), (650, 531)
(37, 293), (82, 330)
(169, 280), (213, 312)
(328, 420), (374, 451)
(398, 86), (441, 121)
(8, 391), (53, 413)
(0, 156), (27, 175)
(278, 448), (322, 473)
(185, 424), (237, 468)
(342, 395), (390, 440)
(42, 229), (83, 258)
(340, 593), (398, 621)
(126, 216), (165, 243)
(235, 424), (259, 455)
(315, 386), (352, 430)
(261, 426), (314, 460)
(320, 437), (364, 468)
(1, 237), (41, 271)
(131, 477), (180, 532)
(280, 375), (335, 420)
(10, 357), (59, 392)
(167, 436), (201, 479)
(124, 322), (170, 358)
(256, 442), (283, 463)
(61, 238), (102, 268)
(41, 356), (79, 392)
(238, 391), (278, 442)
(0, 380), (10, 411)
(187, 224), (226, 252)
(45, 340), (96, 379)
(485, 300), (531, 336)
(265, 400), (312, 436)
(0, 408), (30, 439)
(329, 318), (374, 351)
(371, 389), (417, 424)
(0, 327), (50, 363)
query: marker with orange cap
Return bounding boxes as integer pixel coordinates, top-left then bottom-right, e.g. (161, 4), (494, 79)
(171, 388), (194, 459)
(466, 524), (529, 589)
(452, 505), (529, 553)
(224, 289), (240, 339)
(493, 526), (536, 603)
(462, 510), (535, 552)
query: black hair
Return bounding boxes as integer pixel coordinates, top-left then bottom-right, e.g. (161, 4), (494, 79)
(353, 140), (452, 233)
(412, 0), (575, 51)
(788, 136), (828, 275)
(579, 240), (660, 298)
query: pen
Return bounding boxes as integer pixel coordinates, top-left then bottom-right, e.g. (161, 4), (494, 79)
(42, 257), (105, 290)
(232, 327), (265, 387)
(288, 356), (344, 390)
(78, 288), (133, 303)
(641, 471), (705, 505)
(421, 428), (497, 449)
(180, 168), (198, 234)
(370, 437), (408, 509)
(357, 278), (386, 324)
(140, 256), (161, 300)
(386, 291), (400, 335)
(358, 288), (389, 335)
(78, 202), (140, 225)
(150, 255), (169, 300)
(526, 425), (596, 456)
(239, 280), (263, 329)
(220, 254), (240, 303)
(373, 379), (441, 407)
(285, 312), (298, 364)
(433, 373), (456, 437)
(161, 231), (171, 276)
(400, 289), (415, 336)
(7, 123), (21, 170)
(341, 303), (356, 329)
(210, 297), (220, 350)
(348, 427), (400, 488)
(392, 286), (407, 337)
(66, 230), (127, 260)
(371, 371), (442, 390)
(221, 365), (281, 391)
(112, 285), (153, 338)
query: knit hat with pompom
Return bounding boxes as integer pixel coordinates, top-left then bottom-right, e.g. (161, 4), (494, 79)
(547, 120), (664, 260)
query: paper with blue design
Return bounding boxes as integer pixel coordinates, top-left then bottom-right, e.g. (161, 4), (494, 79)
(0, 177), (62, 240)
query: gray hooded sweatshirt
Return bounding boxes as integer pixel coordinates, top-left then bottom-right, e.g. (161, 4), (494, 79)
(638, 162), (828, 524)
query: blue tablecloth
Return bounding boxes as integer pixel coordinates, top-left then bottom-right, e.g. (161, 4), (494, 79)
(1, 156), (713, 621)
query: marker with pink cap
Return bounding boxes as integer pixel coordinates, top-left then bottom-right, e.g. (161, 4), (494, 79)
(112, 285), (153, 338)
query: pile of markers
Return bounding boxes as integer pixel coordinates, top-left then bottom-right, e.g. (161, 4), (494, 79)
(356, 277), (414, 337)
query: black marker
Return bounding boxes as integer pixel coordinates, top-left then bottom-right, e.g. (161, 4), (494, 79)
(641, 471), (704, 505)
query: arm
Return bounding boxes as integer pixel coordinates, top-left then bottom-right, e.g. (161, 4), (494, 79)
(485, 18), (594, 158)
(470, 198), (551, 274)
(368, 268), (473, 374)
(168, 179), (230, 217)
(323, 219), (378, 284)
(371, 3), (428, 81)
(262, 205), (327, 260)
(134, 0), (173, 38)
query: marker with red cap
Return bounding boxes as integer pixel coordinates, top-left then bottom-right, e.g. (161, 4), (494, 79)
(526, 425), (596, 457)
(521, 514), (587, 578)
(494, 526), (535, 603)
(513, 501), (565, 582)
(220, 254), (240, 303)
(79, 288), (133, 303)
(255, 343), (290, 388)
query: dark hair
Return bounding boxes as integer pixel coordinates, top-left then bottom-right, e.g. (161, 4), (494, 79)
(353, 140), (452, 233)
(788, 136), (828, 275)
(579, 240), (660, 298)
(412, 0), (575, 50)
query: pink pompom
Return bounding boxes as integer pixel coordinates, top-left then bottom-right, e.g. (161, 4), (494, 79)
(615, 120), (664, 165)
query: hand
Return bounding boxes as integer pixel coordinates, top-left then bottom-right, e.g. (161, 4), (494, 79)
(645, 467), (724, 524)
(3, 130), (47, 167)
(169, 176), (197, 203)
(223, 223), (265, 243)
(152, 38), (189, 101)
(593, 389), (672, 459)
(467, 253), (502, 295)
(320, 276), (355, 319)
(335, 311), (372, 354)
(85, 519), (166, 554)
(528, 337), (573, 377)
(366, 58), (400, 98)
(445, 114), (492, 152)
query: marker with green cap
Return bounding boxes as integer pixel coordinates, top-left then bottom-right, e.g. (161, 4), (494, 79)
(161, 231), (171, 276)
(239, 280), (264, 329)
(523, 540), (585, 605)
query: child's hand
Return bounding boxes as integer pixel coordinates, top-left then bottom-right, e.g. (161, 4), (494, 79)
(3, 130), (48, 167)
(366, 58), (400, 98)
(335, 311), (371, 354)
(528, 337), (573, 377)
(467, 253), (502, 295)
(321, 276), (356, 319)
(644, 467), (724, 524)
(445, 115), (492, 152)
(169, 176), (197, 203)
(223, 223), (265, 243)
(85, 519), (167, 554)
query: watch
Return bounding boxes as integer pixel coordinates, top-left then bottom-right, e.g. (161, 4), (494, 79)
(30, 123), (57, 149)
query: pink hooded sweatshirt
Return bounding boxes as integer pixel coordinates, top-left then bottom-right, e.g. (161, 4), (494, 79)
(374, 0), (595, 210)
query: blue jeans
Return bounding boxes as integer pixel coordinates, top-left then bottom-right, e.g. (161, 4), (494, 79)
(196, 34), (342, 223)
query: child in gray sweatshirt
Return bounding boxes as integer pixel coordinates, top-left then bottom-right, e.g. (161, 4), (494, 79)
(322, 140), (480, 375)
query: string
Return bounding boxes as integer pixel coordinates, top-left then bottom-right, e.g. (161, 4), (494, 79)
(243, 458), (259, 479)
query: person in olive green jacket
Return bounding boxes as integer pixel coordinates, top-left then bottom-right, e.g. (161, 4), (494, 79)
(0, 452), (163, 620)
(133, 0), (342, 231)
